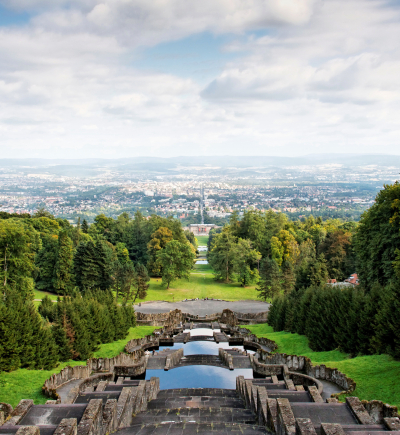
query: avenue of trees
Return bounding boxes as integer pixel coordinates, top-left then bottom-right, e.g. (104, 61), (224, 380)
(0, 211), (196, 372)
(267, 181), (400, 359)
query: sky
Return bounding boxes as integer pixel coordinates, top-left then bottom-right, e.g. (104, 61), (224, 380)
(0, 0), (400, 159)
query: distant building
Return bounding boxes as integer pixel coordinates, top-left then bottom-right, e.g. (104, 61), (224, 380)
(186, 224), (220, 235)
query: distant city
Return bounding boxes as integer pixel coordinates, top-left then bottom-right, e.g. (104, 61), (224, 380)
(0, 155), (399, 224)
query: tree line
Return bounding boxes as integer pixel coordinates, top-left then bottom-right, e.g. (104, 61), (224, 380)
(208, 208), (357, 293)
(0, 288), (135, 371)
(0, 210), (197, 372)
(267, 181), (400, 359)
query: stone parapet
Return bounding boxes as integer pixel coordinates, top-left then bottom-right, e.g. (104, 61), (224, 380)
(296, 418), (317, 435)
(77, 399), (103, 435)
(218, 348), (234, 370)
(15, 426), (40, 435)
(362, 400), (400, 423)
(103, 399), (118, 434)
(346, 397), (375, 424)
(53, 418), (77, 435)
(164, 348), (183, 370)
(116, 388), (133, 429)
(3, 400), (33, 426)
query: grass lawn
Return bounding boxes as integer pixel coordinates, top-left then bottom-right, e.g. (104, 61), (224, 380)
(33, 289), (61, 302)
(0, 325), (157, 408)
(196, 235), (209, 245)
(246, 324), (400, 409)
(136, 268), (258, 302)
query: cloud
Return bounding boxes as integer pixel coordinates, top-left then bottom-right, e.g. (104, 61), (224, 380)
(0, 0), (400, 157)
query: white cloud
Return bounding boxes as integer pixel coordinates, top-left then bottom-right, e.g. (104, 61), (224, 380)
(0, 0), (399, 157)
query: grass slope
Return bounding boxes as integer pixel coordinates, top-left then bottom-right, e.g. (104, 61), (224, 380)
(196, 235), (209, 245)
(136, 267), (258, 302)
(246, 324), (400, 409)
(0, 325), (157, 408)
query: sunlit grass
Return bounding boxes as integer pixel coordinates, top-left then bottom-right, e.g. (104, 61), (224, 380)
(0, 325), (157, 408)
(246, 323), (400, 409)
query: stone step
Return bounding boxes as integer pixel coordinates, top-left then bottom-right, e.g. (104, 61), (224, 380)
(74, 391), (120, 404)
(266, 390), (311, 402)
(148, 396), (246, 410)
(341, 424), (387, 432)
(177, 355), (224, 367)
(0, 426), (57, 435)
(157, 388), (239, 398)
(131, 407), (256, 424)
(18, 404), (87, 426)
(290, 402), (358, 426)
(115, 422), (268, 434)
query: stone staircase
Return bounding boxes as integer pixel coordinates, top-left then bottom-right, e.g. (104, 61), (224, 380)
(117, 387), (267, 435)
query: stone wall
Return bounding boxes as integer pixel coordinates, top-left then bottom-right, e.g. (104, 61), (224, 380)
(135, 309), (185, 326)
(256, 352), (356, 394)
(42, 365), (91, 398)
(164, 348), (183, 370)
(218, 348), (234, 370)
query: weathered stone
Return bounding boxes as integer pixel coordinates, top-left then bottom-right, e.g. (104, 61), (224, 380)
(384, 417), (400, 430)
(103, 399), (118, 434)
(308, 386), (324, 403)
(15, 426), (40, 435)
(256, 386), (268, 426)
(295, 386), (305, 392)
(0, 403), (13, 420)
(326, 398), (339, 403)
(346, 397), (374, 424)
(77, 399), (103, 435)
(277, 398), (296, 435)
(116, 387), (133, 429)
(3, 400), (34, 426)
(0, 411), (4, 426)
(53, 418), (77, 435)
(321, 423), (345, 435)
(296, 418), (317, 435)
(267, 398), (279, 434)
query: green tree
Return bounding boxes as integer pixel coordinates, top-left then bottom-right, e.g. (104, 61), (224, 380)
(208, 230), (237, 282)
(257, 258), (281, 301)
(53, 231), (74, 294)
(233, 238), (261, 287)
(157, 240), (195, 289)
(354, 181), (400, 289)
(132, 263), (150, 303)
(147, 227), (173, 276)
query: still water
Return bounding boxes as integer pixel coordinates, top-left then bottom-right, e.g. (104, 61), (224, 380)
(143, 328), (258, 389)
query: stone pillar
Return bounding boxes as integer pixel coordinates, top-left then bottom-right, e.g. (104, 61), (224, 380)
(15, 427), (40, 435)
(308, 386), (324, 403)
(346, 397), (374, 424)
(277, 398), (296, 435)
(321, 423), (345, 435)
(103, 400), (118, 434)
(77, 399), (103, 435)
(384, 417), (400, 431)
(54, 418), (77, 435)
(296, 418), (317, 435)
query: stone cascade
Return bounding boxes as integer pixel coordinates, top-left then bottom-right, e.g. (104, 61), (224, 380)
(236, 376), (400, 435)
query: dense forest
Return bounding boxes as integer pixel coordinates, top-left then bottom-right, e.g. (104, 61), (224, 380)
(263, 181), (400, 359)
(0, 211), (196, 371)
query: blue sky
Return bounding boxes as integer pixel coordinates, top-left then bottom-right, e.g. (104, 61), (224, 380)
(0, 0), (399, 158)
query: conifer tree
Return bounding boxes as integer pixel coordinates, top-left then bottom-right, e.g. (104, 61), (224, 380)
(82, 219), (89, 234)
(53, 230), (74, 295)
(257, 258), (281, 301)
(132, 263), (150, 303)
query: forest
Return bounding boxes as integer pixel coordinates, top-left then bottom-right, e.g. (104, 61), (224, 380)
(0, 211), (196, 371)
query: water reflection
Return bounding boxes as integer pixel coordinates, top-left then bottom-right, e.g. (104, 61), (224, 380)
(145, 366), (254, 390)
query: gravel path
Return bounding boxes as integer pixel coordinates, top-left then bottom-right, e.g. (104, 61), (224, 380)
(134, 300), (270, 316)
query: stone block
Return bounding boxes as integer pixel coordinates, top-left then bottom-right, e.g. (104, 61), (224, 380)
(15, 426), (40, 435)
(285, 379), (296, 391)
(267, 398), (279, 434)
(0, 411), (4, 426)
(77, 399), (103, 435)
(0, 403), (13, 420)
(103, 399), (118, 434)
(295, 386), (305, 392)
(54, 418), (78, 435)
(3, 400), (34, 426)
(116, 387), (133, 429)
(326, 398), (339, 403)
(95, 382), (108, 392)
(244, 381), (253, 409)
(321, 423), (345, 435)
(277, 398), (296, 435)
(256, 386), (268, 427)
(308, 386), (324, 403)
(296, 418), (317, 435)
(346, 397), (374, 424)
(384, 417), (400, 431)
(132, 381), (147, 415)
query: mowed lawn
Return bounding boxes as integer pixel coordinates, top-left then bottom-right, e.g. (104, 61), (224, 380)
(0, 325), (157, 408)
(136, 265), (259, 302)
(196, 235), (209, 245)
(246, 324), (400, 409)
